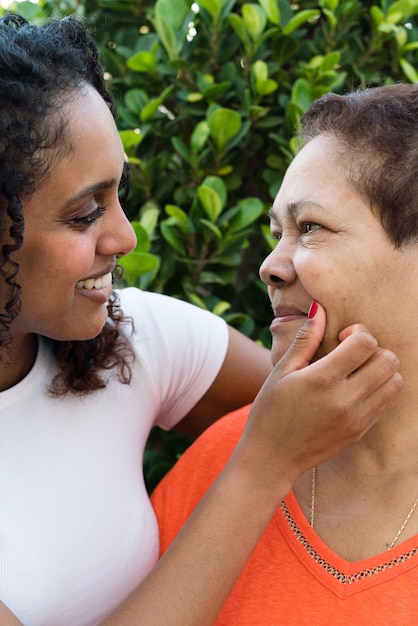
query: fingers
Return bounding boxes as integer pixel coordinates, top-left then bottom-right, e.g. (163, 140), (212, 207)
(339, 347), (404, 436)
(276, 301), (326, 376)
(309, 325), (386, 383)
(244, 314), (404, 489)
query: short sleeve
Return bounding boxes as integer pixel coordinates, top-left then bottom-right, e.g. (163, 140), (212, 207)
(117, 288), (229, 430)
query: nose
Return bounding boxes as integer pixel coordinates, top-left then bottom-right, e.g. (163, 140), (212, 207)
(259, 236), (297, 288)
(98, 201), (137, 258)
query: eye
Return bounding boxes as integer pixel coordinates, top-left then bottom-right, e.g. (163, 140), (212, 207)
(300, 221), (321, 234)
(70, 206), (106, 228)
(270, 231), (282, 242)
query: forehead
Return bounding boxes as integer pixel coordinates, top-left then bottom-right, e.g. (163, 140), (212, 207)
(271, 135), (352, 220)
(22, 85), (125, 217)
(38, 86), (124, 187)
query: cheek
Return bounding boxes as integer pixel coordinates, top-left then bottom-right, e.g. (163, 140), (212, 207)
(297, 257), (353, 353)
(23, 235), (95, 279)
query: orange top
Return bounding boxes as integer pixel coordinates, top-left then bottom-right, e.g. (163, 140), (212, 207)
(152, 405), (418, 624)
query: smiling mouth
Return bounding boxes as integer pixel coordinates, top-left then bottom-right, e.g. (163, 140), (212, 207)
(76, 272), (112, 290)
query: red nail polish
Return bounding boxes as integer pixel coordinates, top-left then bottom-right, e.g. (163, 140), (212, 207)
(308, 301), (318, 319)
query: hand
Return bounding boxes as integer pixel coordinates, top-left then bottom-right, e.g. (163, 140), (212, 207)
(239, 302), (403, 492)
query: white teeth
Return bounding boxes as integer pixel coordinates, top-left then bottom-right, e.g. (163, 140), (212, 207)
(76, 272), (112, 290)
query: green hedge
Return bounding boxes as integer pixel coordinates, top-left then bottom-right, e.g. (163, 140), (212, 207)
(3, 0), (418, 489)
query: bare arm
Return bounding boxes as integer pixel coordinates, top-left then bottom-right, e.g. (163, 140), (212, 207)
(0, 602), (23, 626)
(102, 304), (403, 625)
(176, 326), (272, 436)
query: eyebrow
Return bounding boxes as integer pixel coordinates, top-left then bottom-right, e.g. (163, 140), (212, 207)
(269, 200), (326, 223)
(62, 178), (120, 210)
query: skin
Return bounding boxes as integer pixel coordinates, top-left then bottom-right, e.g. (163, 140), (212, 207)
(260, 133), (418, 368)
(0, 100), (404, 624)
(2, 85), (136, 389)
(15, 89), (136, 341)
(261, 134), (418, 561)
(1, 84), (272, 411)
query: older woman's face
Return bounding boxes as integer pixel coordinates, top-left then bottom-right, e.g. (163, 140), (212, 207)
(260, 134), (418, 366)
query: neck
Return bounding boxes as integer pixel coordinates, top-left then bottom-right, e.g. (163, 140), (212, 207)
(294, 352), (418, 561)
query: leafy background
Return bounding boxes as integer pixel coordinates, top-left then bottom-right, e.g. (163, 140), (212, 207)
(2, 0), (417, 490)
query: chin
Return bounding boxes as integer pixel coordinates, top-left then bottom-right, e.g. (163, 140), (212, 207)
(49, 320), (107, 343)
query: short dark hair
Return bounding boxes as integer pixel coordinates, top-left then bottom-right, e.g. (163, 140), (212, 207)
(0, 14), (133, 394)
(300, 83), (418, 247)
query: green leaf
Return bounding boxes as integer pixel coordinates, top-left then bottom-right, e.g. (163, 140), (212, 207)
(199, 218), (222, 239)
(191, 121), (211, 153)
(321, 7), (337, 28)
(370, 5), (385, 28)
(198, 185), (223, 221)
(124, 89), (148, 114)
(187, 92), (205, 103)
(171, 137), (192, 163)
(400, 58), (418, 82)
(197, 0), (223, 22)
(387, 0), (418, 24)
(153, 13), (179, 59)
(320, 52), (341, 71)
(282, 9), (320, 35)
(242, 4), (267, 40)
(228, 197), (264, 231)
(258, 0), (280, 25)
(127, 51), (157, 75)
(165, 204), (190, 232)
(208, 108), (242, 151)
(213, 300), (232, 316)
(256, 78), (278, 96)
(202, 82), (232, 99)
(229, 13), (252, 50)
(201, 176), (227, 207)
(129, 221), (152, 252)
(291, 78), (312, 112)
(187, 292), (209, 310)
(160, 221), (187, 255)
(321, 0), (339, 10)
(119, 251), (160, 277)
(140, 204), (160, 236)
(252, 59), (269, 82)
(119, 129), (143, 151)
(154, 0), (190, 30)
(140, 85), (174, 122)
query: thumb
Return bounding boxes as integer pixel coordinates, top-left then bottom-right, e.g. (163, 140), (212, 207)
(275, 301), (326, 376)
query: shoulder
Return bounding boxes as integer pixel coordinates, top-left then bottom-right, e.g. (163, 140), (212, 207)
(116, 288), (227, 343)
(116, 288), (225, 324)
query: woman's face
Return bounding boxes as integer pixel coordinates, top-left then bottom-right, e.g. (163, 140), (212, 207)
(10, 85), (136, 342)
(260, 134), (418, 367)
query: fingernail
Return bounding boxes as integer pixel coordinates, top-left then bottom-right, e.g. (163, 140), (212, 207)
(308, 301), (318, 319)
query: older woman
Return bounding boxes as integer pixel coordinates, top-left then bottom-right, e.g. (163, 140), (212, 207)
(152, 83), (418, 624)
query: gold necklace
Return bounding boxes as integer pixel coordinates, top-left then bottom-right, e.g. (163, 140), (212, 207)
(310, 466), (418, 550)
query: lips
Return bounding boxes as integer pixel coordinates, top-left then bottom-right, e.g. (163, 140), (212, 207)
(268, 304), (308, 333)
(76, 272), (112, 290)
(272, 305), (307, 319)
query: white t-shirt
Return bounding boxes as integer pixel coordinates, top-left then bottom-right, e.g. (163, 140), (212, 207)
(0, 288), (228, 625)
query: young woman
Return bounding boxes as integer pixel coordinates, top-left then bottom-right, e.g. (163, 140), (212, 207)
(152, 83), (418, 624)
(0, 15), (401, 625)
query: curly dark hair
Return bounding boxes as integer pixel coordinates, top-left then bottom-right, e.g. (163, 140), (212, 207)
(300, 83), (418, 247)
(0, 13), (134, 394)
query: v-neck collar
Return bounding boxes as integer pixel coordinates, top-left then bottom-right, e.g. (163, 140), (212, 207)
(276, 490), (418, 599)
